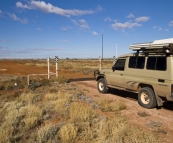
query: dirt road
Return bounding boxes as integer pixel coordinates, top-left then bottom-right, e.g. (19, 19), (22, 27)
(71, 79), (173, 143)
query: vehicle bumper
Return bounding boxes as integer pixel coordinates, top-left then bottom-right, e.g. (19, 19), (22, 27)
(166, 94), (173, 101)
(94, 70), (100, 77)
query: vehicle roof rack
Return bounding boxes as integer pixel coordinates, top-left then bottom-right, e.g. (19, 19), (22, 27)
(130, 38), (173, 55)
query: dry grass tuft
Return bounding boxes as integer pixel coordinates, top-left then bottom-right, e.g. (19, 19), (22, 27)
(37, 124), (58, 143)
(94, 116), (161, 143)
(17, 93), (41, 104)
(95, 116), (128, 142)
(58, 123), (78, 143)
(0, 126), (12, 143)
(55, 99), (70, 117)
(45, 93), (58, 101)
(109, 100), (127, 111)
(69, 102), (97, 122)
(94, 98), (126, 112)
(76, 122), (94, 142)
(23, 105), (43, 130)
(56, 76), (68, 83)
(124, 126), (161, 143)
(44, 92), (72, 117)
(137, 111), (150, 117)
(57, 91), (72, 100)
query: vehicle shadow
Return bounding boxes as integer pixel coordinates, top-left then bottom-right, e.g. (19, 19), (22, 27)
(161, 101), (173, 110)
(68, 77), (95, 83)
(109, 88), (173, 111)
(109, 88), (138, 101)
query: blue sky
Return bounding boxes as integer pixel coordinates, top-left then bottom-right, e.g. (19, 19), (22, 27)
(0, 0), (173, 59)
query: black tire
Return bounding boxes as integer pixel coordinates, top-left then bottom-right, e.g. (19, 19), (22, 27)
(97, 78), (108, 93)
(138, 87), (157, 109)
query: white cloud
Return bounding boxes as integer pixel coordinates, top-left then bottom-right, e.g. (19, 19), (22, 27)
(16, 2), (31, 9)
(96, 5), (102, 12)
(165, 29), (169, 32)
(169, 21), (173, 26)
(127, 13), (135, 18)
(0, 10), (2, 14)
(61, 26), (71, 31)
(8, 13), (28, 24)
(35, 47), (66, 51)
(72, 19), (89, 29)
(71, 19), (78, 25)
(16, 1), (95, 17)
(62, 27), (67, 31)
(111, 22), (141, 30)
(158, 27), (162, 31)
(135, 16), (150, 22)
(37, 28), (42, 31)
(104, 17), (112, 21)
(92, 31), (98, 35)
(78, 19), (89, 29)
(153, 26), (163, 31)
(122, 30), (128, 35)
(61, 40), (69, 42)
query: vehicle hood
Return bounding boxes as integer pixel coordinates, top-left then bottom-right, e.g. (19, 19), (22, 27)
(99, 68), (112, 74)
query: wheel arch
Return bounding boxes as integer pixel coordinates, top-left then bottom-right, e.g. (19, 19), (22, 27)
(137, 83), (154, 92)
(137, 83), (163, 107)
(96, 75), (105, 81)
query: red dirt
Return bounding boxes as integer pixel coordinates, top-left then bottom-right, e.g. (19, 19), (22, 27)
(0, 60), (92, 78)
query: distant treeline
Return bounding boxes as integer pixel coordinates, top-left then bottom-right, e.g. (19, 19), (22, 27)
(0, 58), (115, 61)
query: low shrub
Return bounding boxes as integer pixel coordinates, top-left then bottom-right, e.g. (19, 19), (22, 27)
(56, 76), (68, 83)
(45, 93), (58, 101)
(69, 102), (97, 122)
(23, 105), (43, 130)
(94, 98), (126, 112)
(37, 124), (58, 143)
(58, 123), (78, 143)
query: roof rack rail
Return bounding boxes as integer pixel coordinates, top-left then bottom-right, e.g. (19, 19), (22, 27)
(130, 38), (173, 54)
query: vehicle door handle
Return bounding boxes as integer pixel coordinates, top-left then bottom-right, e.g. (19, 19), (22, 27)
(158, 79), (165, 83)
(120, 74), (123, 76)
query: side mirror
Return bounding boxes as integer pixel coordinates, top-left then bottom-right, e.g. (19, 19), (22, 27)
(112, 66), (115, 71)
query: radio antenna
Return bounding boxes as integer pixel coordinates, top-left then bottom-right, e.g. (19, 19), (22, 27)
(102, 34), (103, 60)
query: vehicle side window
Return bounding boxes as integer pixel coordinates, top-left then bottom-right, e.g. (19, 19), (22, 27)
(129, 56), (145, 69)
(114, 59), (126, 71)
(156, 57), (166, 70)
(128, 57), (136, 68)
(147, 57), (166, 71)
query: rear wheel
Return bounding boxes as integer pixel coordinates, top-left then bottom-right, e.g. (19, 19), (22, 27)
(97, 78), (108, 93)
(138, 87), (157, 109)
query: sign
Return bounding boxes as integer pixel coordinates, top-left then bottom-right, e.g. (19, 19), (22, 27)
(55, 56), (59, 63)
(113, 56), (116, 61)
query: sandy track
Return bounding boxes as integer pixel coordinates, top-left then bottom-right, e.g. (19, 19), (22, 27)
(71, 79), (173, 143)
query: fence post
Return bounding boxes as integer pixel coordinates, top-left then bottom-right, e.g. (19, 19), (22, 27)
(55, 56), (59, 78)
(27, 75), (29, 86)
(47, 57), (50, 79)
(99, 56), (102, 70)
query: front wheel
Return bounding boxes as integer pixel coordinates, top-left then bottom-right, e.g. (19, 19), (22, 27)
(97, 78), (108, 93)
(138, 87), (157, 109)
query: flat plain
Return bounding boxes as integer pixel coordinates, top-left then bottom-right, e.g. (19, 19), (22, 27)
(0, 59), (172, 143)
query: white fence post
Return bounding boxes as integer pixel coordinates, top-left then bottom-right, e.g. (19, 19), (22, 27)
(27, 75), (29, 86)
(99, 56), (102, 70)
(47, 57), (50, 79)
(55, 56), (59, 78)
